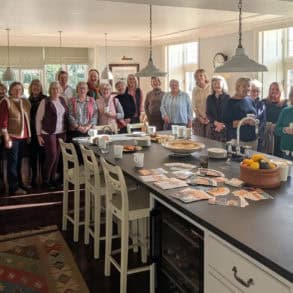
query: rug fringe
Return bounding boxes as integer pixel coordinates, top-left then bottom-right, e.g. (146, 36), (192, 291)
(0, 225), (58, 241)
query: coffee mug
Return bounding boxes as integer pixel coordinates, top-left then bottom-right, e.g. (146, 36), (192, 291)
(88, 129), (97, 137)
(113, 145), (123, 159)
(134, 153), (144, 168)
(148, 126), (156, 135)
(177, 126), (186, 138)
(185, 128), (192, 139)
(171, 125), (178, 135)
(289, 122), (293, 129)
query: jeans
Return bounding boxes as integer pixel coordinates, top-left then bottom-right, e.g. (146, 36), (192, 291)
(6, 139), (26, 193)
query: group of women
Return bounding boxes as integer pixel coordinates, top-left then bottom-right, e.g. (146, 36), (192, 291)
(0, 67), (292, 196)
(192, 69), (293, 159)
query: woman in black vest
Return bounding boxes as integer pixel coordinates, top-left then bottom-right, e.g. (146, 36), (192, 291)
(126, 74), (144, 123)
(28, 79), (47, 187)
(36, 81), (68, 189)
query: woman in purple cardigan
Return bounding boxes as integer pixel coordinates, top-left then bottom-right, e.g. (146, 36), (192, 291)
(36, 81), (68, 189)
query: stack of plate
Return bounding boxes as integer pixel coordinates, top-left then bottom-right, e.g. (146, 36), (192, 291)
(207, 148), (227, 159)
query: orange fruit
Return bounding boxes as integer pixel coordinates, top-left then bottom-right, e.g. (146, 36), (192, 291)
(250, 162), (260, 170)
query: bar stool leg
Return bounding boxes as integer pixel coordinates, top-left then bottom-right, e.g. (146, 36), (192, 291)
(94, 194), (101, 259)
(120, 218), (129, 293)
(139, 217), (147, 263)
(84, 188), (91, 245)
(62, 180), (69, 231)
(131, 220), (139, 253)
(104, 209), (113, 276)
(73, 184), (80, 242)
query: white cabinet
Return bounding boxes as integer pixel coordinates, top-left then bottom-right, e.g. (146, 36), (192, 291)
(205, 233), (291, 293)
(207, 269), (241, 293)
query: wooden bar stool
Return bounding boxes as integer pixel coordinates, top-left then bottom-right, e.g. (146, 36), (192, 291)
(80, 144), (106, 259)
(101, 157), (151, 293)
(59, 139), (85, 242)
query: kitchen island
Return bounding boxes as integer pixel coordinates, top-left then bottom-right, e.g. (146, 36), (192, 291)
(86, 134), (293, 292)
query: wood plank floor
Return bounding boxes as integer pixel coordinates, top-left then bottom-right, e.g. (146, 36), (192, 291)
(0, 188), (150, 293)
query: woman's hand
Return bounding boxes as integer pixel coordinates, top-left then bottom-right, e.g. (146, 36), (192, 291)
(163, 115), (170, 124)
(283, 127), (293, 135)
(4, 138), (12, 149)
(37, 135), (45, 146)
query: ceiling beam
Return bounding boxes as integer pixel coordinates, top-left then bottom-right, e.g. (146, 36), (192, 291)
(103, 0), (293, 16)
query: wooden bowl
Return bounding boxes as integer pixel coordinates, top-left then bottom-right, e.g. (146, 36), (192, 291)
(239, 164), (281, 189)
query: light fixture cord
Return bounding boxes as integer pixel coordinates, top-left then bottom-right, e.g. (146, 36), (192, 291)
(105, 33), (108, 68)
(6, 28), (10, 67)
(238, 0), (243, 48)
(59, 30), (62, 66)
(149, 4), (152, 59)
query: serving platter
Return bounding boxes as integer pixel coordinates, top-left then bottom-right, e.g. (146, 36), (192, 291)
(162, 139), (205, 155)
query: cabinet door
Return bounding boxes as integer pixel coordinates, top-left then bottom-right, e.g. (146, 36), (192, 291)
(207, 270), (241, 293)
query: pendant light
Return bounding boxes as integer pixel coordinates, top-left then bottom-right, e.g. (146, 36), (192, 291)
(101, 33), (113, 80)
(58, 30), (63, 70)
(214, 0), (267, 73)
(2, 28), (16, 81)
(136, 4), (167, 77)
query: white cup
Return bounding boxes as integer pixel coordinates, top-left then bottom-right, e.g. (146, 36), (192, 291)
(148, 126), (156, 135)
(88, 129), (97, 137)
(99, 135), (110, 148)
(185, 128), (192, 139)
(113, 145), (123, 159)
(289, 122), (293, 129)
(171, 125), (178, 135)
(134, 153), (144, 168)
(177, 126), (186, 138)
(278, 162), (289, 181)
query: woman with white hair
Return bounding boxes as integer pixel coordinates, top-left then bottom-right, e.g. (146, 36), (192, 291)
(223, 78), (258, 149)
(96, 83), (124, 130)
(160, 79), (192, 129)
(206, 76), (230, 142)
(249, 79), (266, 151)
(36, 81), (68, 189)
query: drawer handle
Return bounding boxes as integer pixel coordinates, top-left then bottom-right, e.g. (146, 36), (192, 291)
(232, 266), (254, 288)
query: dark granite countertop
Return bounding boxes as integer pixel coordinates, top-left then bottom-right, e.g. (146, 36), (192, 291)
(86, 135), (293, 282)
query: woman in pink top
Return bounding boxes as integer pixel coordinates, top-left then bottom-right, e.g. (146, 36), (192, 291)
(97, 83), (124, 131)
(126, 74), (144, 123)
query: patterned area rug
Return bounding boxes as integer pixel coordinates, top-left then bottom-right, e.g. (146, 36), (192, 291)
(0, 226), (89, 293)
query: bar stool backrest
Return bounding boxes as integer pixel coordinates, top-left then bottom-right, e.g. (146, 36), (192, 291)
(80, 145), (101, 188)
(100, 157), (129, 215)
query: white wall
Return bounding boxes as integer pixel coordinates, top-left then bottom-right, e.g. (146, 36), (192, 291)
(199, 31), (258, 95)
(94, 45), (166, 95)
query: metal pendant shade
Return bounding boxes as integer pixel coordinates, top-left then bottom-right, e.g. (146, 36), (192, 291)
(214, 0), (267, 73)
(3, 28), (15, 81)
(136, 4), (167, 77)
(101, 33), (113, 80)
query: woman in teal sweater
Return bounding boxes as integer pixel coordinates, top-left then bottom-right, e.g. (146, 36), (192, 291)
(275, 88), (293, 160)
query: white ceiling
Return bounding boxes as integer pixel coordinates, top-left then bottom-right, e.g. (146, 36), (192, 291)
(0, 0), (291, 47)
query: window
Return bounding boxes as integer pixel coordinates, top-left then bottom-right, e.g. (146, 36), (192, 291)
(20, 69), (42, 97)
(45, 64), (88, 92)
(167, 42), (198, 97)
(288, 27), (293, 57)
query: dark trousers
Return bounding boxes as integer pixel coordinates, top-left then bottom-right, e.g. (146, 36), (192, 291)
(30, 135), (45, 185)
(6, 139), (26, 193)
(42, 132), (66, 183)
(0, 142), (4, 193)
